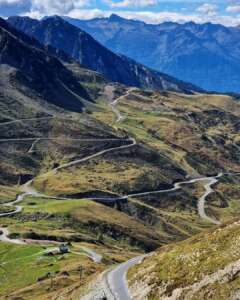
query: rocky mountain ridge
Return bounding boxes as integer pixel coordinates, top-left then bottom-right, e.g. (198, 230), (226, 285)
(63, 14), (240, 93)
(8, 15), (202, 93)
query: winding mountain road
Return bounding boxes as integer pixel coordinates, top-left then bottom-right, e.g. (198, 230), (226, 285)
(0, 180), (40, 217)
(100, 174), (240, 300)
(197, 173), (223, 225)
(81, 86), (240, 299)
(128, 173), (224, 225)
(0, 91), (235, 242)
(1, 88), (240, 299)
(82, 247), (102, 263)
(28, 138), (41, 153)
(73, 247), (103, 263)
(0, 227), (25, 244)
(0, 180), (42, 243)
(52, 138), (136, 172)
(105, 256), (145, 300)
(105, 85), (135, 124)
(0, 138), (132, 142)
(0, 117), (53, 126)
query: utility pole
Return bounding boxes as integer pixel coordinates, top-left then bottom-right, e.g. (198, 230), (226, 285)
(50, 274), (53, 290)
(47, 272), (54, 290)
(78, 266), (84, 281)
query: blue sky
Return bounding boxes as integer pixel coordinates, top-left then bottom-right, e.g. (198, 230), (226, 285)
(0, 0), (240, 26)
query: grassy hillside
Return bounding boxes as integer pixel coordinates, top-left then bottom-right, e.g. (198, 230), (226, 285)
(103, 90), (240, 175)
(128, 218), (240, 300)
(1, 82), (240, 298)
(0, 240), (134, 300)
(0, 194), (148, 299)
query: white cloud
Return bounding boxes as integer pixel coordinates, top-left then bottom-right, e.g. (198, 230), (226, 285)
(10, 0), (239, 27)
(196, 3), (218, 16)
(64, 8), (106, 19)
(104, 0), (158, 8)
(226, 5), (240, 13)
(31, 0), (91, 15)
(50, 9), (240, 26)
(0, 0), (24, 4)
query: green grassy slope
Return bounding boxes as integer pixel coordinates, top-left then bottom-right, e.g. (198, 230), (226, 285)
(1, 84), (240, 299)
(128, 218), (240, 300)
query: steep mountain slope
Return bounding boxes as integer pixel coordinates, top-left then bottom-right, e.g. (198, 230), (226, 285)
(128, 217), (240, 300)
(0, 16), (114, 186)
(0, 17), (92, 114)
(63, 14), (240, 93)
(7, 16), (202, 93)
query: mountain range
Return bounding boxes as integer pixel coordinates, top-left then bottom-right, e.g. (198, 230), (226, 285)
(1, 13), (240, 300)
(7, 15), (201, 93)
(63, 14), (240, 93)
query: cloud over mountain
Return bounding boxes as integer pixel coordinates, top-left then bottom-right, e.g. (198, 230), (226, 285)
(0, 0), (240, 26)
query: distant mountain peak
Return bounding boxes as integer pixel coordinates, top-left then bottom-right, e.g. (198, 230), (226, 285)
(109, 13), (126, 22)
(183, 21), (197, 27)
(42, 15), (67, 25)
(42, 15), (60, 20)
(108, 13), (146, 25)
